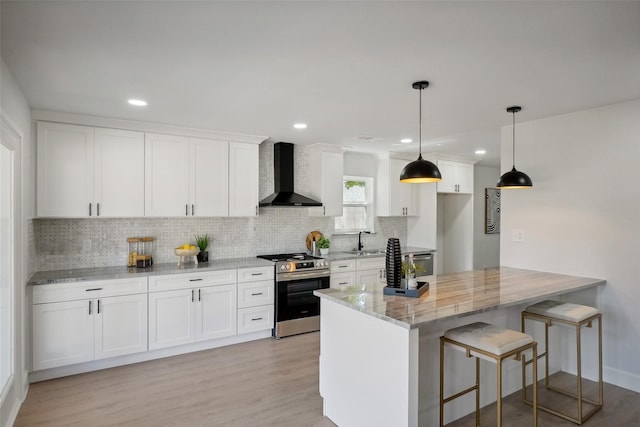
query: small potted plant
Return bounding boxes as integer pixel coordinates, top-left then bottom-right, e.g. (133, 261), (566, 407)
(194, 234), (210, 263)
(317, 236), (330, 256)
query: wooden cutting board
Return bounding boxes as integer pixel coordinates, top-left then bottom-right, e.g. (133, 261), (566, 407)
(305, 231), (323, 251)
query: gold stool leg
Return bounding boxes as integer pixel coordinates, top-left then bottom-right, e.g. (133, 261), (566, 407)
(476, 357), (480, 427)
(576, 323), (583, 422)
(532, 343), (538, 427)
(440, 337), (445, 427)
(497, 358), (503, 427)
(598, 314), (604, 407)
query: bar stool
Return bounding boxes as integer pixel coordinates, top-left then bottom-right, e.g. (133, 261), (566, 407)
(440, 322), (538, 427)
(521, 300), (603, 424)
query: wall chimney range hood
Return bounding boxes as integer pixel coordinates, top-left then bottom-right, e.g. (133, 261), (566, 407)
(259, 142), (323, 207)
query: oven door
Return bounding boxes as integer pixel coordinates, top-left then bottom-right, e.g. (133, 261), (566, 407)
(276, 270), (330, 322)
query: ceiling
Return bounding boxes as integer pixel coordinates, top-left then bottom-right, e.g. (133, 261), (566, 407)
(2, 1), (640, 168)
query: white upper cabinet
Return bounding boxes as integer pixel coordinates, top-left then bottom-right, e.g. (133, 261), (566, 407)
(190, 137), (229, 217)
(145, 133), (230, 217)
(307, 145), (344, 217)
(229, 142), (259, 217)
(144, 133), (191, 217)
(376, 156), (418, 216)
(37, 122), (145, 217)
(437, 160), (474, 194)
(94, 128), (145, 217)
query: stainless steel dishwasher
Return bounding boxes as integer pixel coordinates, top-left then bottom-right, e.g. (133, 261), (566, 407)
(412, 252), (434, 276)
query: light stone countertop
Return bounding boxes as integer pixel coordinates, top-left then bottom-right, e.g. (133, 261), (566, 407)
(314, 267), (605, 330)
(27, 257), (275, 285)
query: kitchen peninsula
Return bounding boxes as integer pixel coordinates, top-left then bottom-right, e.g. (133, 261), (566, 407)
(314, 267), (605, 427)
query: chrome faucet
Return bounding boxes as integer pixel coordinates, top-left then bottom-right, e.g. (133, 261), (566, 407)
(357, 231), (371, 251)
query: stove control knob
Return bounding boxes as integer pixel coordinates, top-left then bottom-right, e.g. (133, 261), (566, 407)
(280, 265), (287, 271)
(285, 264), (291, 270)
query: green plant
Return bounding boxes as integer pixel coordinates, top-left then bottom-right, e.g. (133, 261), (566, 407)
(401, 261), (425, 278)
(317, 236), (330, 249)
(194, 234), (210, 252)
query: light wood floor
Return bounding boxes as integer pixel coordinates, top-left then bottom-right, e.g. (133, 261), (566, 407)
(14, 332), (640, 426)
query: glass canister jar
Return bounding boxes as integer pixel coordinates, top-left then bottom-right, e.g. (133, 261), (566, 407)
(140, 237), (154, 266)
(127, 237), (139, 267)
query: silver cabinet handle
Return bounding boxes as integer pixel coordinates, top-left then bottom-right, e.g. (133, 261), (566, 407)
(89, 203), (92, 216)
(255, 205), (258, 216)
(189, 278), (203, 282)
(251, 292), (263, 296)
(192, 204), (194, 216)
(97, 299), (101, 314)
(85, 288), (103, 292)
(198, 289), (201, 301)
(251, 317), (263, 321)
(251, 273), (263, 276)
(191, 289), (195, 302)
(339, 282), (348, 285)
(185, 204), (189, 216)
(97, 203), (100, 216)
(323, 206), (326, 215)
(89, 300), (92, 315)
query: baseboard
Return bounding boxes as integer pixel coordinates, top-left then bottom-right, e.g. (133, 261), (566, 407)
(604, 365), (640, 393)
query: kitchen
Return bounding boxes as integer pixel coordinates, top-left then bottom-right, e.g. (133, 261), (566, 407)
(2, 1), (640, 427)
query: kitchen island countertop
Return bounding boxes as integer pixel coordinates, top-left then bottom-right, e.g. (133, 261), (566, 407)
(315, 266), (604, 329)
(27, 257), (275, 285)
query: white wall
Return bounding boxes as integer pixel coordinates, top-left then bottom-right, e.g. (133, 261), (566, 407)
(0, 57), (33, 427)
(473, 165), (500, 269)
(499, 99), (640, 392)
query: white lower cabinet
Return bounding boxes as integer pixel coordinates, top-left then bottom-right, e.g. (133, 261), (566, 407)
(236, 267), (274, 334)
(330, 259), (356, 290)
(148, 270), (237, 350)
(32, 278), (148, 371)
(355, 257), (386, 287)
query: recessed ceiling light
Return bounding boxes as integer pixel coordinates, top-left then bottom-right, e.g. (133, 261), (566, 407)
(128, 99), (147, 106)
(475, 149), (487, 155)
(400, 138), (412, 144)
(293, 123), (307, 129)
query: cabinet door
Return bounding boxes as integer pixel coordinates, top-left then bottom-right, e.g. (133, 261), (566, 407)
(190, 137), (229, 216)
(237, 280), (274, 308)
(148, 289), (196, 350)
(356, 269), (384, 287)
(145, 133), (190, 217)
(436, 160), (458, 193)
(309, 150), (344, 217)
(237, 305), (273, 334)
(94, 128), (145, 217)
(455, 162), (474, 194)
(33, 300), (94, 370)
(37, 122), (94, 217)
(195, 284), (237, 342)
(229, 142), (259, 217)
(94, 294), (148, 360)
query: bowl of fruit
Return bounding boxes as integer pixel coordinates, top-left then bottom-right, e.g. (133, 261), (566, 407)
(175, 243), (200, 257)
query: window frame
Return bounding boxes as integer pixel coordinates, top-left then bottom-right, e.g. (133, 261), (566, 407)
(334, 175), (375, 234)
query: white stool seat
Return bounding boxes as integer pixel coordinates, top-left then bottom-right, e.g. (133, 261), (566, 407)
(524, 300), (600, 323)
(445, 322), (533, 362)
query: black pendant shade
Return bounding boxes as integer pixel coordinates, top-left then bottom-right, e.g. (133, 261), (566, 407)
(400, 81), (442, 183)
(497, 106), (532, 189)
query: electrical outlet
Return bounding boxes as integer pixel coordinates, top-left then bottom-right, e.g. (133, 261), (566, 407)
(512, 229), (525, 242)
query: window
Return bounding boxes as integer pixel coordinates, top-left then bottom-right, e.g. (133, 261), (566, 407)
(334, 176), (374, 233)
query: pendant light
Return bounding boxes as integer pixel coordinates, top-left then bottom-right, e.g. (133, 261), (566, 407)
(497, 106), (532, 189)
(400, 81), (442, 183)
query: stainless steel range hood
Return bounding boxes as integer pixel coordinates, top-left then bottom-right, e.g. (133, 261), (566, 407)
(259, 142), (322, 207)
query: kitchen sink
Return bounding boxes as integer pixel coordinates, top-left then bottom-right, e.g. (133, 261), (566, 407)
(346, 249), (386, 256)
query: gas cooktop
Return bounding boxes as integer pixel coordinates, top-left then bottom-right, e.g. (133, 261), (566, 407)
(257, 253), (321, 262)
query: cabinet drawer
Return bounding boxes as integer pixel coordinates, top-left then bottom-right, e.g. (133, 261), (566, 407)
(330, 259), (355, 273)
(330, 272), (356, 290)
(238, 305), (274, 334)
(237, 266), (274, 283)
(356, 256), (385, 270)
(238, 280), (274, 308)
(33, 277), (148, 304)
(149, 270), (236, 292)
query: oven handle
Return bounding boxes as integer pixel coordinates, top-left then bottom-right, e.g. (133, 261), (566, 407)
(277, 269), (331, 282)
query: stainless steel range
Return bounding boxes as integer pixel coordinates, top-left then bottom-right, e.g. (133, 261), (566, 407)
(257, 253), (330, 338)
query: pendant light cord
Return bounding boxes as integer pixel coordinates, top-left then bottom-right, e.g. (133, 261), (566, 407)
(512, 109), (516, 168)
(418, 86), (423, 158)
